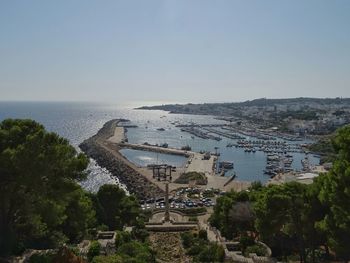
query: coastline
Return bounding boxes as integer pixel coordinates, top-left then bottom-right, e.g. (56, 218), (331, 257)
(79, 119), (164, 199)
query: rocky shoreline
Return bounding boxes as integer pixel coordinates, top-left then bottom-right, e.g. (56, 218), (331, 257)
(79, 119), (164, 200)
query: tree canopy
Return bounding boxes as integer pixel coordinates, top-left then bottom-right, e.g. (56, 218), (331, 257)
(92, 184), (140, 230)
(210, 125), (350, 262)
(0, 119), (92, 255)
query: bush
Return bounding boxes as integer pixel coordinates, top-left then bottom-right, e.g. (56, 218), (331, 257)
(115, 231), (132, 248)
(117, 241), (155, 262)
(198, 243), (225, 262)
(181, 231), (224, 262)
(187, 243), (203, 256)
(174, 172), (207, 185)
(179, 207), (206, 215)
(188, 216), (198, 222)
(131, 218), (149, 242)
(92, 255), (123, 263)
(29, 253), (55, 263)
(239, 235), (255, 252)
(180, 232), (194, 249)
(245, 244), (267, 256)
(198, 229), (208, 240)
(87, 241), (101, 261)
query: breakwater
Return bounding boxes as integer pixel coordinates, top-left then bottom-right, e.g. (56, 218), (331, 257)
(79, 119), (164, 199)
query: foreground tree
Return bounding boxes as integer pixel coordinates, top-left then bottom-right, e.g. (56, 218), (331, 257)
(317, 125), (350, 260)
(0, 119), (93, 255)
(94, 184), (139, 230)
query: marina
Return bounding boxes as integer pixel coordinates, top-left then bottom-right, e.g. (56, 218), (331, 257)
(126, 117), (319, 183)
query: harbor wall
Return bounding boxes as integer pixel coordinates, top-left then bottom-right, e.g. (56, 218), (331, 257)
(79, 119), (164, 199)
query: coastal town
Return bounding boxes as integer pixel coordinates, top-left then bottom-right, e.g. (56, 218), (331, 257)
(75, 111), (332, 262)
(69, 98), (350, 262)
(139, 98), (350, 136)
(3, 98), (350, 262)
(2, 0), (350, 261)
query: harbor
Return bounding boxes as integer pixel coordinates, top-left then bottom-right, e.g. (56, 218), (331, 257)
(80, 119), (251, 198)
(125, 116), (319, 183)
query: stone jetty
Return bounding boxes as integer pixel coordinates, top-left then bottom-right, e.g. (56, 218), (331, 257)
(79, 119), (164, 199)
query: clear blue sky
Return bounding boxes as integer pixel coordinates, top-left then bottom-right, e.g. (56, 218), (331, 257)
(1, 0), (349, 103)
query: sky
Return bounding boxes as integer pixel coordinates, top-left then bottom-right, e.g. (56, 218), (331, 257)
(0, 0), (350, 104)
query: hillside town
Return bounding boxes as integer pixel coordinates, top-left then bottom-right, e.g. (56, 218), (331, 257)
(139, 98), (350, 136)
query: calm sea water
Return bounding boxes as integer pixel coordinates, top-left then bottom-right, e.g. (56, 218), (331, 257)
(119, 149), (187, 168)
(0, 101), (319, 192)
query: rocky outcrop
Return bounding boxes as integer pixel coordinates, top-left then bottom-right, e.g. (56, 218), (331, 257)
(79, 119), (164, 200)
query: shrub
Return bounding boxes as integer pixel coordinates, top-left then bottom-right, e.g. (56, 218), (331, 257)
(181, 231), (224, 262)
(245, 244), (267, 256)
(198, 243), (225, 262)
(174, 172), (207, 185)
(115, 231), (132, 248)
(29, 253), (55, 263)
(117, 241), (155, 262)
(198, 229), (208, 240)
(188, 216), (198, 222)
(180, 232), (193, 249)
(179, 207), (206, 215)
(239, 235), (255, 252)
(87, 241), (101, 261)
(131, 218), (149, 242)
(92, 255), (123, 263)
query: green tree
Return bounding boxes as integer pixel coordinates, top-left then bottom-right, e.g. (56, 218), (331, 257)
(116, 240), (155, 263)
(253, 184), (293, 260)
(0, 119), (91, 255)
(87, 241), (101, 262)
(95, 185), (139, 230)
(210, 190), (254, 240)
(115, 231), (132, 248)
(197, 243), (225, 263)
(317, 125), (350, 260)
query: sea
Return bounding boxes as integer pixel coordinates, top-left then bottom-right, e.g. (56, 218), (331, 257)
(0, 101), (319, 192)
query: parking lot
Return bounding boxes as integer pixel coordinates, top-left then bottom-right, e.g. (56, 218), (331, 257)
(140, 187), (225, 211)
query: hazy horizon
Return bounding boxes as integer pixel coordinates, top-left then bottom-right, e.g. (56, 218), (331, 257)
(1, 1), (350, 103)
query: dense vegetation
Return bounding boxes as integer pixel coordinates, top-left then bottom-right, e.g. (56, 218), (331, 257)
(0, 119), (92, 255)
(0, 119), (205, 262)
(308, 136), (337, 164)
(0, 119), (140, 257)
(210, 125), (350, 262)
(180, 230), (225, 262)
(90, 230), (155, 263)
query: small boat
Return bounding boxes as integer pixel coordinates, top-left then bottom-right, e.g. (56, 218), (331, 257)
(157, 128), (165, 131)
(219, 161), (234, 169)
